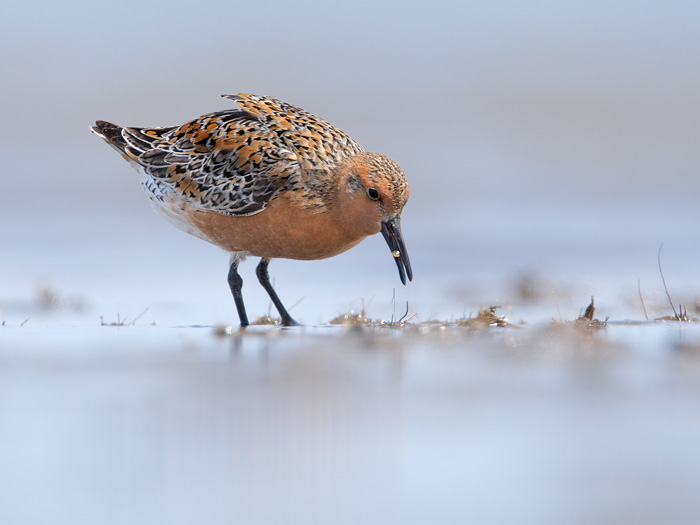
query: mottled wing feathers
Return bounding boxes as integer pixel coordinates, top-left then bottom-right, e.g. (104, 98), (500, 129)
(93, 94), (365, 216)
(224, 94), (363, 171)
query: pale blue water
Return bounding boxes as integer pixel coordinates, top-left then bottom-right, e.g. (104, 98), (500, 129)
(2, 1), (700, 523)
(3, 322), (700, 524)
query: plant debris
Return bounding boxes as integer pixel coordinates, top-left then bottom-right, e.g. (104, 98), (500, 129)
(655, 244), (699, 322)
(571, 296), (608, 329)
(251, 315), (282, 325)
(100, 308), (149, 327)
(458, 306), (513, 329)
(328, 297), (417, 327)
(655, 304), (698, 322)
(328, 310), (374, 326)
(378, 312), (418, 328)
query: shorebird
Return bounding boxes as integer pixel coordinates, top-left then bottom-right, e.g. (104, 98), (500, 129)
(92, 93), (412, 326)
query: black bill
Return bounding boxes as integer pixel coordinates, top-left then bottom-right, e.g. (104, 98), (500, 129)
(380, 217), (413, 285)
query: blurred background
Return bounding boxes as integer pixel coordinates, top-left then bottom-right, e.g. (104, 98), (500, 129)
(2, 1), (700, 523)
(2, 0), (699, 324)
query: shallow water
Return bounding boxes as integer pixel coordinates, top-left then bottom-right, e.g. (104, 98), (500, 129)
(3, 318), (700, 524)
(4, 1), (700, 523)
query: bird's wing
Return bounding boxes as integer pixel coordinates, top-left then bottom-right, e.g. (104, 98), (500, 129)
(224, 93), (364, 173)
(93, 94), (364, 216)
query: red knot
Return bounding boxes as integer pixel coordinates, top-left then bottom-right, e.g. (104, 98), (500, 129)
(92, 93), (412, 326)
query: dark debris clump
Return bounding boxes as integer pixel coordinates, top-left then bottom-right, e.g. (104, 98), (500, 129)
(558, 296), (608, 330)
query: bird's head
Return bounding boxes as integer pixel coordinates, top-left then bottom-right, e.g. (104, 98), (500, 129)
(339, 152), (413, 285)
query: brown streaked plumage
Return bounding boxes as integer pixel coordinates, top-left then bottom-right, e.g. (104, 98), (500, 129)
(92, 93), (412, 326)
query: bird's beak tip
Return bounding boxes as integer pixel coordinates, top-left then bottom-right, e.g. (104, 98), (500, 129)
(381, 217), (412, 285)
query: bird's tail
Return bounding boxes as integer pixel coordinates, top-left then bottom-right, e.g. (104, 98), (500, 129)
(91, 120), (137, 167)
(92, 120), (127, 148)
(92, 120), (173, 170)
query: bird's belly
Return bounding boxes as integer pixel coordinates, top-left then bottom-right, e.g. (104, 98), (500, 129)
(163, 197), (369, 260)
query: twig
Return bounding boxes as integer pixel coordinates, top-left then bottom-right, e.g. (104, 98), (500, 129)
(638, 279), (649, 321)
(401, 312), (418, 323)
(658, 243), (678, 319)
(398, 301), (410, 323)
(129, 307), (149, 326)
(100, 308), (149, 327)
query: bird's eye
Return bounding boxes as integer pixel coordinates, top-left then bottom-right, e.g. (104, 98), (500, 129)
(367, 188), (380, 201)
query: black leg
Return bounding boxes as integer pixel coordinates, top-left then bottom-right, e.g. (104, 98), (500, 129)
(255, 258), (300, 327)
(227, 256), (249, 327)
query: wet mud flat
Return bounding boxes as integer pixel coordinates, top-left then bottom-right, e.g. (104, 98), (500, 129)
(2, 317), (700, 524)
